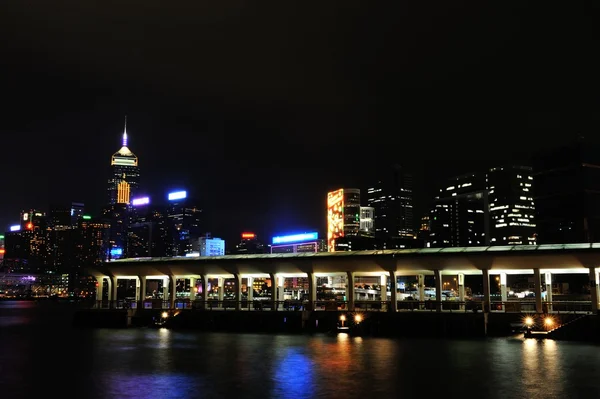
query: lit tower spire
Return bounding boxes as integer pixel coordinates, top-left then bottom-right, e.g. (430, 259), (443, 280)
(122, 115), (128, 147)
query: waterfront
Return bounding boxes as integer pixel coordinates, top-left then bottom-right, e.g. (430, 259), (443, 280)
(1, 302), (599, 398)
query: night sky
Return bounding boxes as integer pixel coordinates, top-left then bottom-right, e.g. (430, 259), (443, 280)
(0, 2), (596, 244)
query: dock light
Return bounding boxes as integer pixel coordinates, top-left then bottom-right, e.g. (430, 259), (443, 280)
(525, 317), (534, 327)
(161, 312), (169, 319)
(545, 317), (554, 327)
(354, 314), (362, 324)
(340, 315), (346, 321)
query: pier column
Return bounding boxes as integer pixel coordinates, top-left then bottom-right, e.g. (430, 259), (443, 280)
(482, 269), (490, 313)
(533, 268), (542, 314)
(110, 276), (118, 307)
(380, 274), (387, 311)
(246, 277), (254, 302)
(162, 277), (169, 303)
(233, 274), (242, 310)
(169, 275), (176, 310)
(138, 275), (146, 304)
(217, 277), (224, 307)
(95, 276), (104, 303)
(307, 273), (317, 310)
(589, 267), (599, 313)
(500, 273), (507, 312)
(277, 275), (285, 302)
(418, 274), (425, 309)
(346, 272), (355, 311)
(189, 277), (196, 301)
(544, 272), (552, 313)
(389, 271), (398, 312)
(458, 273), (465, 310)
(200, 275), (208, 308)
(434, 270), (442, 312)
(269, 273), (277, 311)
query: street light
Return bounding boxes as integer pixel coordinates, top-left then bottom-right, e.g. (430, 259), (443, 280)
(525, 317), (534, 327)
(354, 314), (362, 324)
(161, 311), (169, 319)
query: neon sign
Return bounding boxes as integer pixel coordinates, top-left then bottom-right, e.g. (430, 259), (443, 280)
(168, 191), (187, 201)
(131, 197), (150, 206)
(272, 232), (318, 244)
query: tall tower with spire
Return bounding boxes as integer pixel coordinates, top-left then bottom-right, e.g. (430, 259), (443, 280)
(107, 117), (140, 205)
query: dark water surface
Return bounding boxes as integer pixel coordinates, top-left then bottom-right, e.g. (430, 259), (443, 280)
(1, 301), (599, 398)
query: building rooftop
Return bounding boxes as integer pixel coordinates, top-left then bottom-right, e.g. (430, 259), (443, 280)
(110, 243), (600, 264)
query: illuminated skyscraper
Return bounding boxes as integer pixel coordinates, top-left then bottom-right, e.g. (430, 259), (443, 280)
(367, 166), (414, 240)
(107, 118), (139, 205)
(326, 188), (361, 252)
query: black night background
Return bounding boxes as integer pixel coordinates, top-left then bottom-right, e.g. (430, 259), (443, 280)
(0, 2), (596, 243)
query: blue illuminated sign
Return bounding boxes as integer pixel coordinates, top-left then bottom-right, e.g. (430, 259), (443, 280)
(110, 248), (123, 256)
(168, 191), (187, 201)
(272, 232), (319, 245)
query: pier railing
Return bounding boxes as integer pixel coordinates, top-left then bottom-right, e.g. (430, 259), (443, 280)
(91, 299), (595, 314)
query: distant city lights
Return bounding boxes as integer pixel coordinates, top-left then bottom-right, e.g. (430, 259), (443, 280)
(131, 197), (150, 206)
(168, 191), (187, 201)
(241, 232), (256, 239)
(9, 225), (20, 232)
(0, 249), (5, 255)
(82, 215), (92, 220)
(272, 232), (319, 244)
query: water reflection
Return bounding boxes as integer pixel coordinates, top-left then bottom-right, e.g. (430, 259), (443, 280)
(3, 306), (600, 399)
(272, 347), (315, 398)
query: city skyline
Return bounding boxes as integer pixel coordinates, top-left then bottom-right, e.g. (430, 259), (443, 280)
(0, 3), (596, 245)
(0, 125), (597, 246)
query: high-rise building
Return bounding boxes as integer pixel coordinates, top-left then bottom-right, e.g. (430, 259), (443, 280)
(534, 137), (600, 244)
(70, 202), (85, 226)
(488, 166), (536, 245)
(234, 232), (266, 254)
(166, 191), (202, 256)
(367, 166), (414, 240)
(200, 234), (225, 256)
(429, 173), (488, 247)
(359, 207), (375, 237)
(428, 166), (536, 247)
(102, 203), (129, 260)
(107, 118), (139, 205)
(326, 188), (360, 251)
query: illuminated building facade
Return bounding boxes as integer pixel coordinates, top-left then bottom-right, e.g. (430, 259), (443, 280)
(488, 166), (536, 245)
(107, 119), (139, 205)
(428, 166), (536, 247)
(359, 207), (375, 237)
(327, 189), (344, 251)
(200, 235), (225, 256)
(327, 188), (360, 252)
(367, 166), (414, 240)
